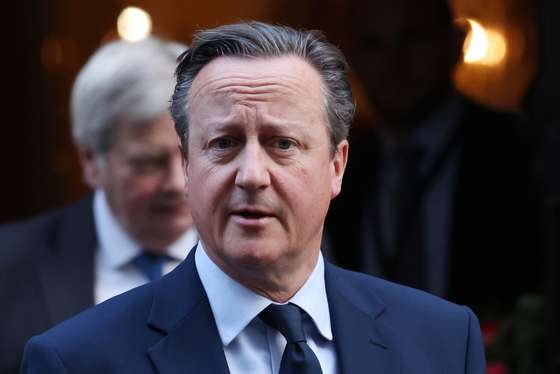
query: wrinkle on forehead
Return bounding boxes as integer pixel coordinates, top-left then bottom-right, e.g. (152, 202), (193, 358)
(189, 56), (324, 109)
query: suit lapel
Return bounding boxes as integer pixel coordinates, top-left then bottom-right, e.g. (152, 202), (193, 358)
(325, 263), (400, 374)
(147, 250), (230, 374)
(146, 249), (400, 374)
(39, 195), (96, 325)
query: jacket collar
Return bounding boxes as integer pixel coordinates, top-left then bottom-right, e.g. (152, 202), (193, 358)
(147, 248), (230, 374)
(146, 248), (399, 374)
(325, 262), (401, 373)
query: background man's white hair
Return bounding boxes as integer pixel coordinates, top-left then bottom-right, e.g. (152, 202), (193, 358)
(71, 37), (187, 154)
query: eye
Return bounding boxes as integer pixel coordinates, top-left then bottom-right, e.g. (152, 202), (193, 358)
(210, 137), (238, 150)
(272, 138), (297, 151)
(129, 156), (168, 174)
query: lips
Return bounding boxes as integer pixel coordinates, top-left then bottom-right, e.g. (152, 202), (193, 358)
(230, 206), (275, 226)
(231, 207), (273, 219)
(237, 211), (267, 219)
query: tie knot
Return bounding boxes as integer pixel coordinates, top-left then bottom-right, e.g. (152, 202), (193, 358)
(131, 251), (170, 282)
(259, 303), (306, 343)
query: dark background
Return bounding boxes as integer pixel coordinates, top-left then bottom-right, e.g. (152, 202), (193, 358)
(3, 0), (558, 371)
(2, 0), (541, 223)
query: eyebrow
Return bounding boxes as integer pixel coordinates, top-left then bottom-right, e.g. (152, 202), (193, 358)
(206, 117), (309, 136)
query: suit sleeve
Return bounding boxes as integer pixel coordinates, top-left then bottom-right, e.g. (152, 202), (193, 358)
(462, 306), (486, 374)
(20, 336), (69, 374)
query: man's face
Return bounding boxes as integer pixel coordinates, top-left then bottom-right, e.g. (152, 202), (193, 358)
(348, 0), (459, 128)
(185, 56), (347, 285)
(85, 114), (192, 250)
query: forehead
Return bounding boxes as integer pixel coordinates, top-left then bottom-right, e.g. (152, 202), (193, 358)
(188, 55), (324, 110)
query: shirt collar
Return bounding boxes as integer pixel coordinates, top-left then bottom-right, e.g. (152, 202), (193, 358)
(195, 242), (333, 346)
(94, 189), (140, 269)
(168, 228), (198, 261)
(288, 253), (333, 340)
(93, 189), (196, 269)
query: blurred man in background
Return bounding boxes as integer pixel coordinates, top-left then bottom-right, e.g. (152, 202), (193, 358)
(327, 0), (541, 316)
(0, 37), (196, 373)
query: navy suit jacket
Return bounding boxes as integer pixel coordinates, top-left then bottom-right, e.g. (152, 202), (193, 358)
(0, 196), (96, 374)
(21, 248), (485, 374)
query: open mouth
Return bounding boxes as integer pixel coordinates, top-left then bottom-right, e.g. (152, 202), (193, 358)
(237, 211), (267, 219)
(231, 208), (274, 223)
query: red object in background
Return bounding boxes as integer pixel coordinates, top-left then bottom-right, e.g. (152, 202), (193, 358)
(487, 361), (510, 374)
(481, 320), (500, 345)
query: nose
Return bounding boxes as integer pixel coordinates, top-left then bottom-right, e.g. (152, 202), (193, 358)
(235, 141), (271, 191)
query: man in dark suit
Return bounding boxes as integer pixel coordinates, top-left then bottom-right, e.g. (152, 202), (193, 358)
(21, 22), (485, 373)
(0, 38), (197, 373)
(326, 0), (541, 316)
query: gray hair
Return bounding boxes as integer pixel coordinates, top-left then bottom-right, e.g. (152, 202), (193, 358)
(171, 21), (355, 155)
(71, 37), (187, 154)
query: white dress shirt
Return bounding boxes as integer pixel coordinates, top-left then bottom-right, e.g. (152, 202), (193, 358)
(93, 189), (198, 304)
(195, 242), (338, 374)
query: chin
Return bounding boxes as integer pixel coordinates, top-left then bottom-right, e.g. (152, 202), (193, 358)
(226, 241), (283, 268)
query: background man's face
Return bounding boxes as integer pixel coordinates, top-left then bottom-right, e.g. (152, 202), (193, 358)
(185, 56), (347, 283)
(96, 114), (192, 249)
(348, 0), (459, 128)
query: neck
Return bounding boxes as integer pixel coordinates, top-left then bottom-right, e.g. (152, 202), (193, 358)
(207, 249), (320, 303)
(247, 264), (315, 303)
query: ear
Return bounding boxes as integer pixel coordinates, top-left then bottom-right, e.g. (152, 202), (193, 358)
(330, 140), (349, 199)
(76, 147), (104, 188)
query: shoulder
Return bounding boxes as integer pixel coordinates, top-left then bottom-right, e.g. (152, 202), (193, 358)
(0, 196), (94, 267)
(460, 98), (529, 142)
(459, 98), (534, 177)
(28, 280), (158, 354)
(462, 98), (519, 122)
(327, 264), (485, 373)
(0, 207), (65, 268)
(21, 282), (162, 373)
(0, 208), (62, 244)
(327, 264), (478, 327)
(21, 254), (204, 371)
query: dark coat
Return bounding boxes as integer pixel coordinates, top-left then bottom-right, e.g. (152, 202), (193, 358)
(326, 100), (542, 314)
(0, 196), (96, 374)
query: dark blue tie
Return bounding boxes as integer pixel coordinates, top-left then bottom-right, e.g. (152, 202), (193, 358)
(259, 303), (323, 374)
(131, 252), (168, 282)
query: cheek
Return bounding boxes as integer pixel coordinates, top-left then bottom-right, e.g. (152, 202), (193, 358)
(122, 176), (162, 203)
(186, 166), (226, 214)
(279, 164), (331, 215)
(279, 171), (330, 246)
